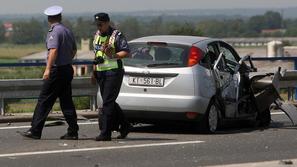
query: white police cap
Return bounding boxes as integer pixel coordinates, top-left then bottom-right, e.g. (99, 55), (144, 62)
(44, 6), (63, 16)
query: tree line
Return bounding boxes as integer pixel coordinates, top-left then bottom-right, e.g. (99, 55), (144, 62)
(0, 11), (297, 45)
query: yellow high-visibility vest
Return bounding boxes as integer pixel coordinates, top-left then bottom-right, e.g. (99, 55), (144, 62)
(93, 30), (119, 71)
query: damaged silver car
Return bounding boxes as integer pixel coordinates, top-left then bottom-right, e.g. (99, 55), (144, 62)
(97, 35), (282, 133)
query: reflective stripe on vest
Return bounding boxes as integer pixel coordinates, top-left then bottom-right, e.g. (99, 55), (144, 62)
(94, 30), (119, 71)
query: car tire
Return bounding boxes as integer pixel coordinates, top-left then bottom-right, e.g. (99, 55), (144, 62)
(257, 108), (271, 127)
(200, 100), (220, 133)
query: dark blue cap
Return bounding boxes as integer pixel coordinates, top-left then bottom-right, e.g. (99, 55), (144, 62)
(94, 13), (110, 22)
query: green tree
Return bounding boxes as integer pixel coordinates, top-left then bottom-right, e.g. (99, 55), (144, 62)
(248, 15), (265, 33)
(118, 17), (141, 40)
(11, 18), (45, 44)
(284, 19), (297, 36)
(197, 20), (225, 37)
(72, 17), (96, 47)
(248, 11), (282, 34)
(0, 21), (4, 43)
(263, 11), (282, 29)
(169, 22), (203, 36)
(145, 16), (166, 35)
(224, 19), (247, 37)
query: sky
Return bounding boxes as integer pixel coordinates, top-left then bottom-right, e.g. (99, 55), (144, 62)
(0, 0), (297, 15)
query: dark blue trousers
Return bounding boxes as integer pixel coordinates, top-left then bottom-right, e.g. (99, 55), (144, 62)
(95, 68), (129, 137)
(30, 65), (79, 136)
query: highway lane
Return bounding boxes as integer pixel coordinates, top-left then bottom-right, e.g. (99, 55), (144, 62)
(0, 112), (296, 167)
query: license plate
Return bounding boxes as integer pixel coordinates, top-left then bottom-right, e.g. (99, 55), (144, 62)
(128, 76), (164, 87)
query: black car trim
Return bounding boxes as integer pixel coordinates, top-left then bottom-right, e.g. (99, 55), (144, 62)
(125, 72), (178, 78)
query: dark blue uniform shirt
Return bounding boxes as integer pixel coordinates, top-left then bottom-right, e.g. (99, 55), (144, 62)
(46, 23), (77, 66)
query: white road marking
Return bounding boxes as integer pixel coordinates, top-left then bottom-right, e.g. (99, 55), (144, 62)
(0, 125), (31, 130)
(207, 158), (297, 167)
(0, 140), (204, 158)
(0, 112), (286, 130)
(0, 122), (98, 130)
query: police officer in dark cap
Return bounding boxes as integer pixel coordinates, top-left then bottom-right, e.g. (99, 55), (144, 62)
(92, 12), (131, 141)
(21, 6), (79, 140)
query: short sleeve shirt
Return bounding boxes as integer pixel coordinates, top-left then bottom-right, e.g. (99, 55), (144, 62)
(114, 32), (130, 53)
(46, 23), (77, 66)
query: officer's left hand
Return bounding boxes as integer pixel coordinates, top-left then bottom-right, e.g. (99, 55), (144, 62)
(43, 69), (50, 80)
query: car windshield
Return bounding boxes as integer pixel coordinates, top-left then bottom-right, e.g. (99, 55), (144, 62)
(124, 42), (189, 68)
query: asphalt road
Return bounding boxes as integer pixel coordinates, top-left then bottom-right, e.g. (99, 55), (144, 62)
(0, 112), (296, 167)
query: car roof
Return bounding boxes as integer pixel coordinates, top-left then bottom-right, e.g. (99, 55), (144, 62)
(129, 35), (212, 46)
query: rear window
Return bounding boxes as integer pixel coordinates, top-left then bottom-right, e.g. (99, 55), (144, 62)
(124, 42), (189, 68)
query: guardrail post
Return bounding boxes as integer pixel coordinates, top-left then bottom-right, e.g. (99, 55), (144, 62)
(0, 98), (4, 116)
(288, 87), (294, 101)
(90, 95), (97, 111)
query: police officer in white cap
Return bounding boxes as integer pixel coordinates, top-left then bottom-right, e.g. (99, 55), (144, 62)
(21, 6), (79, 140)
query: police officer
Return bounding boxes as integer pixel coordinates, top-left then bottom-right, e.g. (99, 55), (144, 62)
(21, 6), (79, 140)
(92, 13), (131, 141)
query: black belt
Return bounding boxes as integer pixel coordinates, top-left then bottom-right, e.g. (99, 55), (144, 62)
(52, 64), (72, 69)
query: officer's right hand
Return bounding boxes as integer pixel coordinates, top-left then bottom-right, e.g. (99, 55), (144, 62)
(43, 69), (50, 80)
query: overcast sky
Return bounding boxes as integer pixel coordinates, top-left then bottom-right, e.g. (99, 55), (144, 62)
(0, 0), (297, 15)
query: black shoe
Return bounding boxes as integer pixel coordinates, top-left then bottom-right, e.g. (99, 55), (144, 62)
(95, 135), (111, 141)
(60, 133), (78, 140)
(20, 130), (41, 139)
(116, 124), (132, 139)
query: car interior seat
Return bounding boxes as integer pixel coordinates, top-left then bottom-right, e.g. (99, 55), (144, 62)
(155, 47), (171, 61)
(133, 48), (153, 60)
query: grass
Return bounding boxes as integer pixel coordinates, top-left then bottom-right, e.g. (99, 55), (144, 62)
(6, 97), (90, 113)
(0, 43), (45, 79)
(0, 43), (92, 113)
(0, 67), (45, 79)
(0, 43), (44, 60)
(0, 59), (18, 63)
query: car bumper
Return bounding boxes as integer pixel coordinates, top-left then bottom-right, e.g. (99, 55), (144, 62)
(124, 110), (205, 123)
(115, 93), (210, 122)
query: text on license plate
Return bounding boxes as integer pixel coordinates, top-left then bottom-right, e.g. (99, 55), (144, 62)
(128, 77), (164, 87)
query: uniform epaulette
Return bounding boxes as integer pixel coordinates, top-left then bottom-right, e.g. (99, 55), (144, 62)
(48, 24), (57, 32)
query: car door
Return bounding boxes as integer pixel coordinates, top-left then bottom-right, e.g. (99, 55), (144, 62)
(208, 42), (234, 98)
(209, 41), (241, 118)
(217, 42), (241, 101)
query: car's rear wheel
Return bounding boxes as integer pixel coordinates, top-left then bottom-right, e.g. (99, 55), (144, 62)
(200, 101), (220, 133)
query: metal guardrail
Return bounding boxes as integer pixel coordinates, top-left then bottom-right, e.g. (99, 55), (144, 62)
(251, 56), (297, 70)
(0, 57), (296, 115)
(0, 61), (96, 115)
(0, 77), (97, 115)
(0, 60), (93, 67)
(277, 70), (297, 101)
(251, 56), (297, 100)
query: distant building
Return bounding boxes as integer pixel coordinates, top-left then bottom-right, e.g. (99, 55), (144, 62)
(261, 29), (286, 35)
(3, 22), (13, 38)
